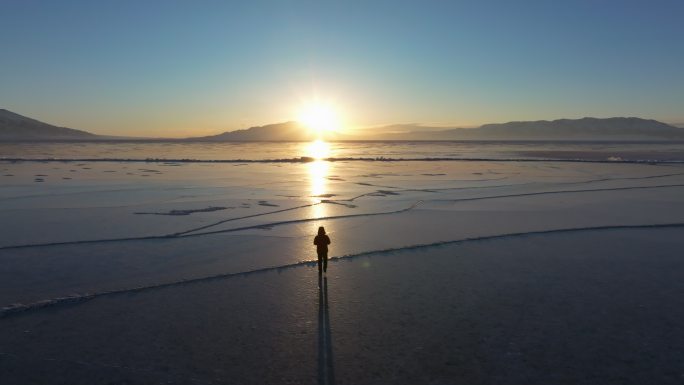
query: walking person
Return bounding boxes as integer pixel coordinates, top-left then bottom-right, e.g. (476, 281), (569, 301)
(314, 226), (331, 274)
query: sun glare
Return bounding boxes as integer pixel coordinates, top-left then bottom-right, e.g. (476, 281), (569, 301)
(298, 102), (340, 135)
(307, 139), (331, 160)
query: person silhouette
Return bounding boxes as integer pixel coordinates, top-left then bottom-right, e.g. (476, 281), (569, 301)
(314, 226), (331, 274)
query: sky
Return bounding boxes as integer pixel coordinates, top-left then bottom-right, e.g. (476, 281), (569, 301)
(1, 0), (683, 137)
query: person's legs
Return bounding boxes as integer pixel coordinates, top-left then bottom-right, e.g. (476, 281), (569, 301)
(323, 252), (328, 272)
(317, 251), (323, 273)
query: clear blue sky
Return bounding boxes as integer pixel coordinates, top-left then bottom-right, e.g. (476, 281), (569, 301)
(1, 0), (683, 136)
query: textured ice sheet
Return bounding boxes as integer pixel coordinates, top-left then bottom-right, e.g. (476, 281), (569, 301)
(1, 161), (684, 308)
(2, 184), (684, 308)
(2, 160), (680, 247)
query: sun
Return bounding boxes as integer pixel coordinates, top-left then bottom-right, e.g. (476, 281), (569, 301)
(298, 102), (340, 136)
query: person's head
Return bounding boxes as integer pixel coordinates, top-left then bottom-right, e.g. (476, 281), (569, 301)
(318, 226), (326, 235)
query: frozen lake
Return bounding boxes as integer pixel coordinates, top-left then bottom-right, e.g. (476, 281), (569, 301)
(1, 141), (684, 384)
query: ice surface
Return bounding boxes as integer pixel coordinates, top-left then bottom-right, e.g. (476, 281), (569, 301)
(1, 156), (684, 383)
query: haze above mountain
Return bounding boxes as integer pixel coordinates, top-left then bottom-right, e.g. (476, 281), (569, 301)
(2, 109), (683, 141)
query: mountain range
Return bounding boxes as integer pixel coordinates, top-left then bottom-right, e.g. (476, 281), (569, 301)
(191, 121), (349, 142)
(365, 117), (684, 140)
(2, 109), (683, 141)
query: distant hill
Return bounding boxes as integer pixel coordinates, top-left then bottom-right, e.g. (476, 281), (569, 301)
(363, 117), (684, 141)
(190, 121), (349, 142)
(0, 109), (96, 140)
(473, 117), (684, 140)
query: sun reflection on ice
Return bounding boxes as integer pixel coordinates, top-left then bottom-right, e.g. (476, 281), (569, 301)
(306, 140), (331, 221)
(309, 160), (328, 199)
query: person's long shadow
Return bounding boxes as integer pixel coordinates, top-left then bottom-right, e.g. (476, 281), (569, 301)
(318, 274), (335, 385)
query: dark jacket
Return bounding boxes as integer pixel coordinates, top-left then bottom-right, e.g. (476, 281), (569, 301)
(314, 234), (331, 253)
